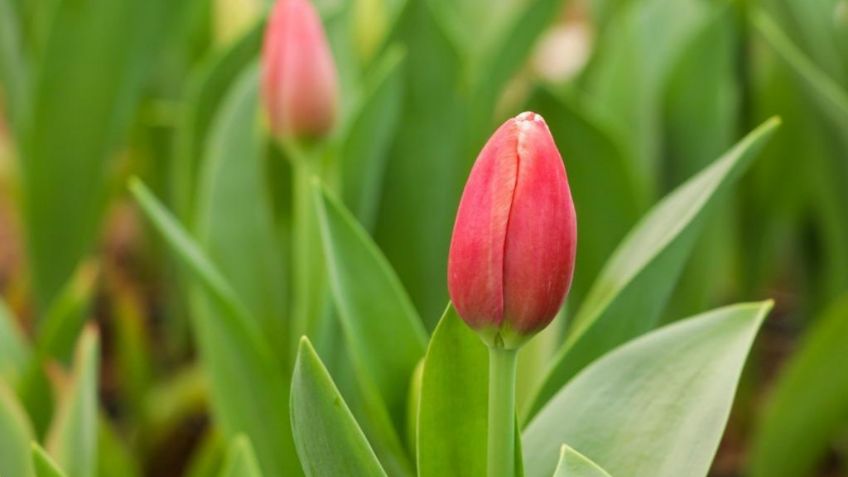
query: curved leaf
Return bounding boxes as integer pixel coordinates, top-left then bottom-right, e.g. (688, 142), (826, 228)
(290, 337), (387, 477)
(194, 64), (287, 356)
(46, 326), (99, 477)
(32, 444), (67, 477)
(21, 0), (171, 310)
(526, 88), (644, 305)
(523, 301), (772, 477)
(0, 299), (29, 385)
(0, 382), (34, 477)
(754, 11), (848, 131)
(417, 305), (487, 477)
(552, 445), (612, 477)
(339, 46), (405, 229)
(749, 294), (848, 477)
(524, 118), (780, 419)
(130, 179), (299, 477)
(313, 184), (425, 475)
(171, 23), (262, 220)
(219, 436), (263, 477)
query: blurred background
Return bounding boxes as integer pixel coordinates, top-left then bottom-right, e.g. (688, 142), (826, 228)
(0, 0), (846, 475)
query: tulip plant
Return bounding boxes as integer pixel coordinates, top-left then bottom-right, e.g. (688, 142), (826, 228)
(12, 0), (848, 474)
(126, 0), (781, 470)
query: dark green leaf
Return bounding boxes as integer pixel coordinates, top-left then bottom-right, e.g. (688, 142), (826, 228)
(749, 294), (848, 477)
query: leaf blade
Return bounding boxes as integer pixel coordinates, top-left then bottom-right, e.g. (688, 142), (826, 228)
(523, 302), (772, 477)
(524, 118), (780, 419)
(290, 337), (387, 477)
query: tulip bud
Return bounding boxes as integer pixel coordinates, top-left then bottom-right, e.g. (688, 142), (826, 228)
(261, 0), (339, 139)
(448, 112), (577, 349)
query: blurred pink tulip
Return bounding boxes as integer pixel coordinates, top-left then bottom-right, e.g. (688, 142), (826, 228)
(261, 0), (339, 139)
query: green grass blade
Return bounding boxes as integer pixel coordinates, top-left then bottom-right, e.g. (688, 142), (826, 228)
(0, 382), (35, 477)
(219, 436), (264, 477)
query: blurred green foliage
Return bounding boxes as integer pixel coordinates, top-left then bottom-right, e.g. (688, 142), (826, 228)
(0, 0), (847, 475)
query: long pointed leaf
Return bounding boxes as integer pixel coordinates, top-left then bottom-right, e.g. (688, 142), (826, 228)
(0, 382), (34, 477)
(524, 118), (780, 419)
(219, 436), (263, 477)
(552, 445), (612, 477)
(290, 337), (387, 477)
(523, 302), (772, 477)
(46, 326), (99, 477)
(130, 179), (299, 476)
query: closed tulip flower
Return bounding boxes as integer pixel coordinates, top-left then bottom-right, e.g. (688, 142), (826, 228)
(448, 112), (577, 350)
(261, 0), (339, 139)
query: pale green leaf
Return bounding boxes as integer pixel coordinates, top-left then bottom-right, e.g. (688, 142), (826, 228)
(32, 444), (67, 477)
(314, 184), (425, 475)
(417, 305), (487, 477)
(46, 327), (99, 477)
(523, 302), (772, 477)
(552, 445), (612, 477)
(195, 64), (287, 356)
(0, 382), (35, 477)
(290, 337), (387, 477)
(524, 118), (780, 419)
(749, 294), (848, 477)
(0, 300), (29, 385)
(219, 436), (263, 477)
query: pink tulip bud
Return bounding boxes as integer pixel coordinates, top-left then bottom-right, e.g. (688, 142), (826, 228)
(448, 112), (577, 349)
(261, 0), (339, 139)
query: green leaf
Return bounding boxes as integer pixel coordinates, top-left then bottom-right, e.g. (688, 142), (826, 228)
(0, 300), (29, 385)
(219, 436), (263, 477)
(290, 337), (387, 477)
(749, 294), (848, 477)
(0, 382), (35, 477)
(0, 0), (28, 134)
(524, 118), (780, 420)
(580, 0), (711, 194)
(46, 326), (99, 477)
(171, 23), (262, 220)
(552, 445), (612, 477)
(417, 305), (487, 477)
(526, 88), (644, 306)
(36, 261), (98, 364)
(21, 0), (170, 310)
(129, 179), (299, 477)
(754, 11), (848, 131)
(339, 46), (405, 229)
(194, 64), (287, 356)
(374, 0), (468, 325)
(313, 184), (426, 475)
(97, 418), (142, 477)
(32, 444), (67, 477)
(523, 301), (772, 477)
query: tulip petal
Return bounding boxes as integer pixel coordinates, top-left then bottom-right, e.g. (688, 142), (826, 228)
(448, 120), (519, 331)
(503, 113), (576, 335)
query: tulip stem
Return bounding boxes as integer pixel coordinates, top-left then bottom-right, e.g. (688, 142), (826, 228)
(488, 345), (518, 477)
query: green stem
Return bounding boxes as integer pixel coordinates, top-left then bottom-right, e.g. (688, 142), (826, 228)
(488, 345), (518, 477)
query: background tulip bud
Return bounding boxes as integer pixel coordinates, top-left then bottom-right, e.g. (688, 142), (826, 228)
(448, 112), (577, 349)
(261, 0), (339, 139)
